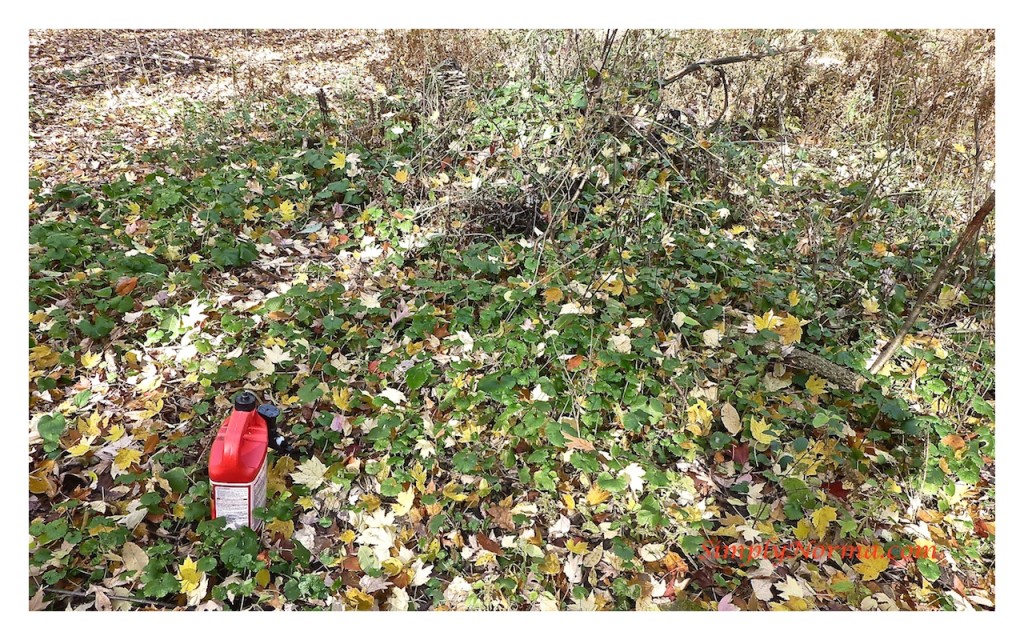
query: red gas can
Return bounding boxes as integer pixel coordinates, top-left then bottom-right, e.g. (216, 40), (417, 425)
(209, 391), (269, 530)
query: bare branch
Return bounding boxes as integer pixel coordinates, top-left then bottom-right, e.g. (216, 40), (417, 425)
(661, 45), (811, 88)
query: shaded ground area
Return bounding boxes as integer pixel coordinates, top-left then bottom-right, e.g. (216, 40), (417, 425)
(30, 29), (385, 189)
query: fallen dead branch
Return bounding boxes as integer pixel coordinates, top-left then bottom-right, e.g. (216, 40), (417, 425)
(660, 45), (811, 88)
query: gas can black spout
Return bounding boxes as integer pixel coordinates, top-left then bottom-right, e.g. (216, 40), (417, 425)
(234, 391), (258, 412)
(257, 403), (296, 455)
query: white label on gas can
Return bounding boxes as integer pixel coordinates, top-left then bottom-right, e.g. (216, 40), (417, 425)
(213, 457), (267, 530)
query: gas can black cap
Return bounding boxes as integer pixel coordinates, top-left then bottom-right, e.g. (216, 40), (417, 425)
(233, 390), (258, 412)
(257, 404), (280, 420)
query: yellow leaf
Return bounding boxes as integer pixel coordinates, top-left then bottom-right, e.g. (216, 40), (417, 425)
(788, 290), (801, 306)
(394, 486), (415, 516)
(811, 506), (837, 538)
(113, 448), (142, 471)
(266, 519), (295, 538)
(871, 242), (888, 257)
(256, 568), (270, 588)
(268, 162), (281, 180)
(279, 200), (296, 222)
(805, 375), (826, 396)
(776, 315), (803, 345)
(750, 417), (775, 445)
(562, 493), (575, 513)
(29, 471), (52, 494)
(854, 552), (889, 581)
(795, 518), (812, 540)
(753, 310), (782, 331)
(686, 399), (713, 436)
(382, 557), (404, 576)
(539, 552), (561, 575)
(566, 539), (589, 554)
(79, 412), (103, 437)
(243, 206), (258, 221)
(67, 438), (94, 457)
(938, 285), (960, 309)
(543, 287), (564, 304)
(106, 424), (126, 442)
(80, 351), (102, 369)
(340, 530), (356, 544)
(443, 482), (468, 502)
(411, 461), (427, 491)
(332, 387), (351, 411)
(344, 587), (375, 610)
(127, 201), (141, 216)
(176, 557), (203, 594)
(394, 169), (409, 184)
(602, 278), (624, 296)
(953, 143), (967, 154)
(330, 151), (347, 172)
(862, 296), (880, 315)
(586, 485), (611, 506)
(908, 358), (928, 379)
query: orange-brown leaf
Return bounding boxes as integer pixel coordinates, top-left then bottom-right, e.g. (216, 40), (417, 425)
(115, 276), (138, 296)
(566, 355), (585, 371)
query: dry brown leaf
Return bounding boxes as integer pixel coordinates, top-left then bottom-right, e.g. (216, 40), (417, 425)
(721, 402), (741, 435)
(564, 434), (595, 451)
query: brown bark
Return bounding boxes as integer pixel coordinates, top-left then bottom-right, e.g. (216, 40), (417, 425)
(724, 307), (867, 391)
(869, 191), (995, 375)
(762, 341), (867, 392)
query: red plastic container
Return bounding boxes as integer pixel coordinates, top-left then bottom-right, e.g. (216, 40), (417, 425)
(209, 391), (268, 530)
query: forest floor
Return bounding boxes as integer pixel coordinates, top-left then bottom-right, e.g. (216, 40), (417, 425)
(29, 29), (995, 611)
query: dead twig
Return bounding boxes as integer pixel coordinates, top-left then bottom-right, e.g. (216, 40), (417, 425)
(660, 45), (811, 88)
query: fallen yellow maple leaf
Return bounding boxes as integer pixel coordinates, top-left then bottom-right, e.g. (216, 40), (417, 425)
(80, 351), (102, 369)
(586, 485), (611, 506)
(279, 200), (296, 222)
(686, 399), (713, 436)
(805, 375), (826, 396)
(811, 506), (837, 538)
(854, 552), (889, 581)
(754, 310), (782, 331)
(776, 314), (803, 345)
(176, 557), (203, 594)
(750, 417), (776, 445)
(113, 448), (142, 471)
(543, 287), (564, 304)
(795, 518), (813, 540)
(862, 296), (880, 315)
(266, 518), (295, 538)
(539, 552), (561, 575)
